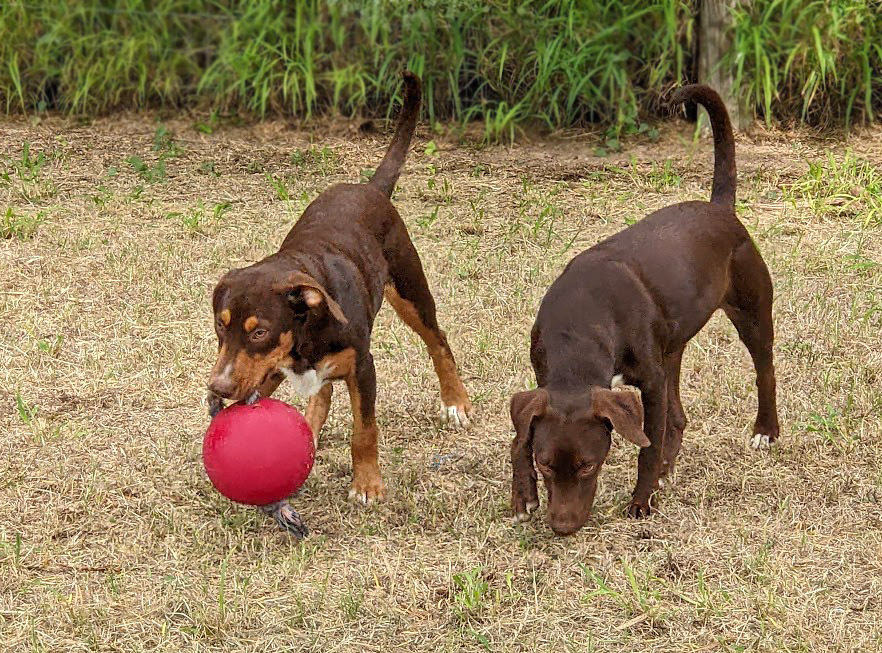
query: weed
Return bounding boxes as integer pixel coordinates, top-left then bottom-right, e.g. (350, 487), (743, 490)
(127, 155), (167, 184)
(340, 585), (363, 621)
(15, 393), (38, 424)
(1, 207), (45, 239)
(166, 201), (230, 233)
(787, 150), (882, 225)
(36, 335), (64, 356)
(199, 161), (220, 177)
(291, 146), (339, 176)
(266, 173), (290, 201)
(452, 567), (490, 620)
(416, 206), (440, 229)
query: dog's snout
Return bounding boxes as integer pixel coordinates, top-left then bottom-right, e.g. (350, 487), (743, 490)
(549, 520), (582, 537)
(208, 376), (236, 400)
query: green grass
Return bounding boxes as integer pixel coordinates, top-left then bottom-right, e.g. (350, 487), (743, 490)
(2, 1), (880, 136)
(729, 0), (882, 127)
(1, 206), (45, 239)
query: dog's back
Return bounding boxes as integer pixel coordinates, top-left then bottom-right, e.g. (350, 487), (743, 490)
(550, 85), (750, 344)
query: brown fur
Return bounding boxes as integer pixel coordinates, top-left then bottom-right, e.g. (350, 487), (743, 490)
(511, 85), (780, 535)
(207, 71), (471, 504)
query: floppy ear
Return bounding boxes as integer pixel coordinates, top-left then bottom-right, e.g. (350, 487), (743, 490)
(591, 387), (649, 448)
(510, 388), (549, 447)
(274, 272), (348, 325)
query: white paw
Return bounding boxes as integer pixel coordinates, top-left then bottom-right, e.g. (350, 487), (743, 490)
(611, 374), (625, 388)
(512, 500), (539, 524)
(750, 433), (772, 450)
(440, 404), (471, 429)
(347, 488), (369, 505)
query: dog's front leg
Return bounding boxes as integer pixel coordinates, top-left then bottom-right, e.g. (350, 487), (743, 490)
(345, 351), (385, 503)
(511, 431), (539, 523)
(627, 375), (668, 518)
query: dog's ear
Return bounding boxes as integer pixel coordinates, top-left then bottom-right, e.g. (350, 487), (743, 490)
(274, 272), (348, 325)
(591, 387), (649, 448)
(510, 388), (549, 446)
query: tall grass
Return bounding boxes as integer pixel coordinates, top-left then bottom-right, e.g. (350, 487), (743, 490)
(729, 0), (882, 126)
(0, 0), (880, 135)
(0, 0), (693, 139)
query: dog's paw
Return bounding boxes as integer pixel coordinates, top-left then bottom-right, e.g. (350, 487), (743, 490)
(512, 500), (539, 524)
(207, 392), (225, 418)
(440, 403), (472, 430)
(260, 500), (308, 538)
(348, 472), (386, 505)
(626, 498), (652, 519)
(750, 433), (773, 450)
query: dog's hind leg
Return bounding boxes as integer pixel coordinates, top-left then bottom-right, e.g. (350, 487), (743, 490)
(723, 241), (780, 450)
(383, 230), (472, 429)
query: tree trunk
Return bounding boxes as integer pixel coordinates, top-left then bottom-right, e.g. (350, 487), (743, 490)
(698, 0), (752, 130)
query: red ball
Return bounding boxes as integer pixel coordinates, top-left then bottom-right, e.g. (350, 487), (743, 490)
(203, 398), (315, 506)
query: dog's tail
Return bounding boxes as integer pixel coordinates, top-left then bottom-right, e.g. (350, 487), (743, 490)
(369, 71), (421, 197)
(670, 84), (736, 207)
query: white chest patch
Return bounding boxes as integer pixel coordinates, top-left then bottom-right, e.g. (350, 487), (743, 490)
(280, 362), (333, 398)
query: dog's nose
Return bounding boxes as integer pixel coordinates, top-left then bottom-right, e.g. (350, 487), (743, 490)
(550, 521), (581, 537)
(208, 378), (236, 400)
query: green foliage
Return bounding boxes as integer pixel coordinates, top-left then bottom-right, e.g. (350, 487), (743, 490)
(1, 207), (45, 239)
(0, 1), (879, 134)
(0, 0), (692, 139)
(729, 0), (882, 126)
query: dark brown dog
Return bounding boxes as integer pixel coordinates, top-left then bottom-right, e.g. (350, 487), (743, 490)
(510, 85), (780, 536)
(207, 72), (472, 534)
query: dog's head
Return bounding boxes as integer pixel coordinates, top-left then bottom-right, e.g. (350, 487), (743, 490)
(510, 384), (648, 535)
(207, 265), (348, 402)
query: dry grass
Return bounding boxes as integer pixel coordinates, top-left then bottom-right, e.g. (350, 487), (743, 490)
(1, 113), (881, 652)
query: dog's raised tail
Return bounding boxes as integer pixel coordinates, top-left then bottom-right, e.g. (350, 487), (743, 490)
(670, 84), (736, 207)
(369, 71), (421, 197)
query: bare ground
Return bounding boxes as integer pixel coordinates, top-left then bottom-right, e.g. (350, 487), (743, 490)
(1, 113), (881, 652)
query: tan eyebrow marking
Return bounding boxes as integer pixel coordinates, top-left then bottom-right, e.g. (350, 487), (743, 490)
(243, 316), (259, 333)
(220, 309), (231, 326)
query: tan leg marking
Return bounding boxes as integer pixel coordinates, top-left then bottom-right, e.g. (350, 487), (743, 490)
(305, 383), (333, 448)
(315, 347), (356, 380)
(345, 371), (384, 503)
(384, 286), (472, 426)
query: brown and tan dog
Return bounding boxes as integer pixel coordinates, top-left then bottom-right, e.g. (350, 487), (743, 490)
(207, 72), (472, 534)
(510, 85), (780, 536)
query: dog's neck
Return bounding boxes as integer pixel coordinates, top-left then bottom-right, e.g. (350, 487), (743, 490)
(543, 334), (616, 392)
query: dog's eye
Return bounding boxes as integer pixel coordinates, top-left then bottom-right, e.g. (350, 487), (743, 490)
(578, 463), (597, 478)
(250, 328), (268, 341)
(215, 318), (225, 331)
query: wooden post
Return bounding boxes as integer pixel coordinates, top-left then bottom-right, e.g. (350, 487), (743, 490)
(698, 0), (752, 130)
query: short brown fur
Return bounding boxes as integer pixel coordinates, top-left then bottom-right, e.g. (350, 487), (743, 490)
(207, 72), (471, 522)
(511, 85), (780, 536)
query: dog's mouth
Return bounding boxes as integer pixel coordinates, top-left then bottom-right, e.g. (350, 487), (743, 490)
(207, 366), (286, 416)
